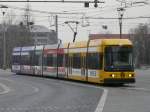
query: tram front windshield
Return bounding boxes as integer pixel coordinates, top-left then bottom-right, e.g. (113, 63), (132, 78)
(104, 46), (134, 71)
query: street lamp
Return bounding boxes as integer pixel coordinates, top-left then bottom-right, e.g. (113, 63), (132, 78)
(117, 7), (125, 39)
(0, 5), (8, 70)
(0, 5), (8, 15)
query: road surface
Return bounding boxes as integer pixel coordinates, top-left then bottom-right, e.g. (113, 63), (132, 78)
(0, 68), (150, 112)
(0, 69), (104, 112)
(103, 68), (150, 112)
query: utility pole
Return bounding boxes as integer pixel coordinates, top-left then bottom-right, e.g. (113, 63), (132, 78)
(1, 5), (8, 70)
(55, 15), (58, 43)
(3, 14), (6, 70)
(26, 0), (30, 29)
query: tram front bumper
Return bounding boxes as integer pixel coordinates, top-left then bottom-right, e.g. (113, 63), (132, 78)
(104, 78), (135, 84)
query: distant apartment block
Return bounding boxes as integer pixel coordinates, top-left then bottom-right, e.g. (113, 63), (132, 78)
(30, 25), (58, 45)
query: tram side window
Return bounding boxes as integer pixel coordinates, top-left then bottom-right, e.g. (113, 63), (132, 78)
(73, 53), (81, 69)
(65, 54), (68, 67)
(30, 51), (35, 66)
(34, 54), (40, 66)
(34, 51), (42, 66)
(43, 55), (47, 66)
(21, 55), (30, 65)
(88, 53), (102, 69)
(47, 54), (53, 66)
(12, 55), (20, 64)
(57, 54), (64, 67)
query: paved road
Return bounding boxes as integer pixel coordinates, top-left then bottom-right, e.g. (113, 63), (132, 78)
(0, 70), (104, 112)
(103, 68), (150, 112)
(1, 68), (149, 112)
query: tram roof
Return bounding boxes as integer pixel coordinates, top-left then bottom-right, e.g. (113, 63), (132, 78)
(63, 39), (132, 48)
(102, 39), (132, 46)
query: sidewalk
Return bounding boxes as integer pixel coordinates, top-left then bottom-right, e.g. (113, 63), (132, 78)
(0, 69), (11, 73)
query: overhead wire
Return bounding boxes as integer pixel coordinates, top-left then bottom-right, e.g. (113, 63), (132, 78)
(0, 0), (105, 3)
(2, 11), (150, 20)
(0, 4), (85, 15)
(0, 1), (149, 31)
(1, 1), (149, 18)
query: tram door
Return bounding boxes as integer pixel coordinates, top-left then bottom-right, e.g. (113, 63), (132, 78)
(68, 54), (73, 74)
(81, 53), (86, 80)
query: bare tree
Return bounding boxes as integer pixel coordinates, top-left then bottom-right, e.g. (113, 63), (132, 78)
(5, 9), (16, 25)
(129, 23), (150, 68)
(0, 5), (35, 68)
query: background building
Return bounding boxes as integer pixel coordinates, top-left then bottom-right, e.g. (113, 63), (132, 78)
(30, 25), (57, 45)
(0, 24), (58, 68)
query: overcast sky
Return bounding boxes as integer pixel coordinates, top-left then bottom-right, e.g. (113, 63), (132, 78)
(0, 0), (150, 42)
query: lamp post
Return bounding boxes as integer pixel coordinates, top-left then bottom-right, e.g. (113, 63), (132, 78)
(117, 7), (125, 39)
(1, 5), (8, 70)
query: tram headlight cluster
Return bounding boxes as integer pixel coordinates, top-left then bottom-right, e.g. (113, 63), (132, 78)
(110, 73), (134, 78)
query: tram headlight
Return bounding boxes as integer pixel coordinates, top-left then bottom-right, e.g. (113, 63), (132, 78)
(111, 74), (115, 78)
(129, 74), (132, 77)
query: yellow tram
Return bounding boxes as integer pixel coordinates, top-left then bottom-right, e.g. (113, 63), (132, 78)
(64, 39), (135, 84)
